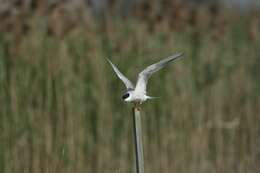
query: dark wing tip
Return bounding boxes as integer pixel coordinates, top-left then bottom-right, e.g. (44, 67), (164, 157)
(106, 58), (116, 68)
(105, 57), (112, 63)
(168, 52), (184, 62)
(174, 52), (184, 59)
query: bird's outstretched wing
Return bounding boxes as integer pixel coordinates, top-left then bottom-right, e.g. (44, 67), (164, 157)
(107, 58), (134, 90)
(134, 53), (183, 94)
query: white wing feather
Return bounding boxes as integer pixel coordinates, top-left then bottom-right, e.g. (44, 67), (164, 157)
(107, 58), (134, 90)
(134, 53), (183, 94)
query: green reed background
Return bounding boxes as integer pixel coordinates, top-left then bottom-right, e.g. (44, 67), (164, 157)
(0, 17), (259, 173)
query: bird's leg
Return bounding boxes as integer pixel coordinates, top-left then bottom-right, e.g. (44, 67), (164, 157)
(134, 101), (142, 111)
(134, 102), (138, 109)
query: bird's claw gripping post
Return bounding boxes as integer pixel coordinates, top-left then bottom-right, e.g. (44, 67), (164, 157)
(134, 101), (142, 111)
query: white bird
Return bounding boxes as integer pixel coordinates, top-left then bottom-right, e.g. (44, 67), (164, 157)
(107, 53), (183, 104)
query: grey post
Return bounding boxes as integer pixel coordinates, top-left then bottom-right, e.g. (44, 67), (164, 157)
(132, 107), (144, 173)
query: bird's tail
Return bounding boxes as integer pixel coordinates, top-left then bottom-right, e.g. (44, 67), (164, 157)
(146, 96), (159, 100)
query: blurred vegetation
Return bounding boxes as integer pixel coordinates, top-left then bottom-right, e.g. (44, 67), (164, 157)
(0, 1), (260, 173)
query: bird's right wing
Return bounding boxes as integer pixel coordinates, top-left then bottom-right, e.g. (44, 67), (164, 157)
(107, 58), (134, 90)
(135, 53), (183, 94)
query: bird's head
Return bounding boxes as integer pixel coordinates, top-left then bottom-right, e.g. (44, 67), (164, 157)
(122, 90), (133, 102)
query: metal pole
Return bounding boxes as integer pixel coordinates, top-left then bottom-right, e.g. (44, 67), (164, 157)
(132, 107), (144, 173)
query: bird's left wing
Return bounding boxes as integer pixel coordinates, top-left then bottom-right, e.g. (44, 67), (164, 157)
(135, 53), (183, 94)
(107, 58), (134, 90)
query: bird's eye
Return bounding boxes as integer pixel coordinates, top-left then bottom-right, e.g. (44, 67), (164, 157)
(122, 93), (130, 99)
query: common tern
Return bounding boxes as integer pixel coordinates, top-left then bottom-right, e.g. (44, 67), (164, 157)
(107, 53), (183, 104)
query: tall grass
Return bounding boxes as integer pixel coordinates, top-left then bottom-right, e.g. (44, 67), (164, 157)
(0, 17), (259, 173)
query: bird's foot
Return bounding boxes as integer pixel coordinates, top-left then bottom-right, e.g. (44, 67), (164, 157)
(134, 101), (142, 111)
